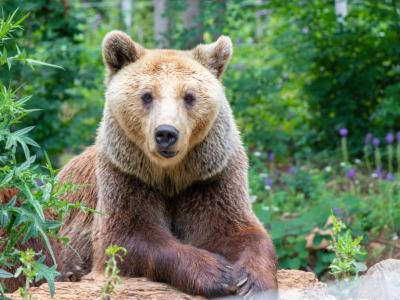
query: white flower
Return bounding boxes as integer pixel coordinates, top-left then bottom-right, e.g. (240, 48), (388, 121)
(371, 173), (379, 178)
(355, 180), (360, 185)
(393, 234), (399, 241)
(261, 206), (270, 211)
(324, 166), (332, 172)
(264, 186), (271, 191)
(354, 159), (362, 165)
(250, 195), (258, 203)
(254, 151), (261, 157)
(340, 162), (346, 168)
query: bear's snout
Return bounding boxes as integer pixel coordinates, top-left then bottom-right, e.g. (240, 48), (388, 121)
(155, 124), (179, 158)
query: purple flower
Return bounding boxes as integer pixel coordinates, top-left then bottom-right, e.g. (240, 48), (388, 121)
(397, 132), (400, 143)
(332, 207), (345, 217)
(347, 168), (356, 181)
(372, 168), (383, 179)
(35, 179), (43, 187)
(268, 151), (275, 162)
(339, 128), (348, 137)
(386, 172), (394, 181)
(264, 177), (273, 188)
(385, 133), (394, 144)
(372, 137), (380, 147)
(288, 166), (296, 175)
(364, 133), (373, 145)
(302, 27), (309, 34)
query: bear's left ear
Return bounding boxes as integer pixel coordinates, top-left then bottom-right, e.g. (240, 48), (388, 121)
(102, 30), (145, 76)
(191, 36), (233, 78)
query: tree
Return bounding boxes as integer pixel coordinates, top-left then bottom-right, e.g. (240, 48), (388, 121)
(153, 0), (170, 48)
(183, 0), (202, 47)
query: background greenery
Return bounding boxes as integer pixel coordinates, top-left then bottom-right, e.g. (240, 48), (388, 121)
(1, 0), (399, 282)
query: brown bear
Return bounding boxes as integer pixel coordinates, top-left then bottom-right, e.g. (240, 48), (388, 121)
(2, 31), (278, 298)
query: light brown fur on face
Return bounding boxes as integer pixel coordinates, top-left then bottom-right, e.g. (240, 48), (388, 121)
(1, 31), (278, 298)
(106, 48), (225, 167)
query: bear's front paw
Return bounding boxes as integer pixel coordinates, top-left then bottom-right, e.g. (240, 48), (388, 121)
(192, 253), (235, 298)
(58, 264), (85, 282)
(232, 265), (278, 299)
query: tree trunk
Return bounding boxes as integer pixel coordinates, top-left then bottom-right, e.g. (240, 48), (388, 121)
(183, 0), (202, 47)
(154, 0), (170, 48)
(120, 0), (133, 32)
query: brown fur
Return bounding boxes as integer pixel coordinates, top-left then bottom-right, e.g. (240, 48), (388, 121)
(1, 31), (278, 297)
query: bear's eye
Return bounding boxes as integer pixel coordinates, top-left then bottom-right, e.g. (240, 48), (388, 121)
(183, 93), (196, 106)
(141, 92), (153, 105)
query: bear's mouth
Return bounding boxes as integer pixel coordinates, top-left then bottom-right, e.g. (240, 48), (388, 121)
(159, 150), (177, 158)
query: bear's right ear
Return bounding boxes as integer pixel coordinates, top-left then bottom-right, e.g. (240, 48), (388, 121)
(102, 30), (145, 76)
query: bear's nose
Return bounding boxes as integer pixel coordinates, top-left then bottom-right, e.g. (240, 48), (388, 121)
(155, 125), (179, 149)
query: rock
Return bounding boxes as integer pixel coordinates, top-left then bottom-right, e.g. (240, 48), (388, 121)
(6, 270), (326, 300)
(353, 259), (400, 300)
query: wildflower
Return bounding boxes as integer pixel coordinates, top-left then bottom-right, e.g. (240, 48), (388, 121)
(354, 159), (362, 165)
(338, 128), (348, 137)
(372, 169), (383, 179)
(254, 151), (261, 157)
(268, 151), (275, 161)
(302, 27), (309, 34)
(386, 172), (394, 181)
(288, 166), (296, 174)
(364, 133), (373, 145)
(264, 176), (273, 190)
(393, 234), (399, 241)
(332, 207), (344, 217)
(372, 138), (380, 147)
(250, 195), (258, 203)
(340, 162), (346, 168)
(347, 168), (356, 181)
(385, 133), (394, 144)
(324, 166), (332, 172)
(35, 178), (44, 187)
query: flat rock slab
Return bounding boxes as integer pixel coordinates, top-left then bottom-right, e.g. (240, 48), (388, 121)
(6, 270), (324, 300)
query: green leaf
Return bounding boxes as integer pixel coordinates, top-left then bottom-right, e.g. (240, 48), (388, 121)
(25, 59), (64, 70)
(0, 269), (13, 279)
(23, 184), (45, 222)
(0, 210), (10, 227)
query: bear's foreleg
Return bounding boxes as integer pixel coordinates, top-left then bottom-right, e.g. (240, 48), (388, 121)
(175, 152), (278, 298)
(92, 152), (234, 297)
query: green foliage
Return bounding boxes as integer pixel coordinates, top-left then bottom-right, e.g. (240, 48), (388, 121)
(329, 215), (367, 280)
(1, 1), (101, 160)
(0, 11), (86, 295)
(100, 245), (127, 300)
(16, 248), (59, 299)
(250, 135), (399, 276)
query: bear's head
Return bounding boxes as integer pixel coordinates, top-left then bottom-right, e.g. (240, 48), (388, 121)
(102, 31), (232, 168)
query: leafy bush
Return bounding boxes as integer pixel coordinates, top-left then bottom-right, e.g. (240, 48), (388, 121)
(329, 215), (366, 280)
(0, 11), (85, 295)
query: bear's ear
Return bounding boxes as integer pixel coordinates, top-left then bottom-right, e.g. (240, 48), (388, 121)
(102, 30), (145, 75)
(191, 36), (233, 78)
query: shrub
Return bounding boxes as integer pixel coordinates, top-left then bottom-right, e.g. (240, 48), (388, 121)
(0, 10), (85, 296)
